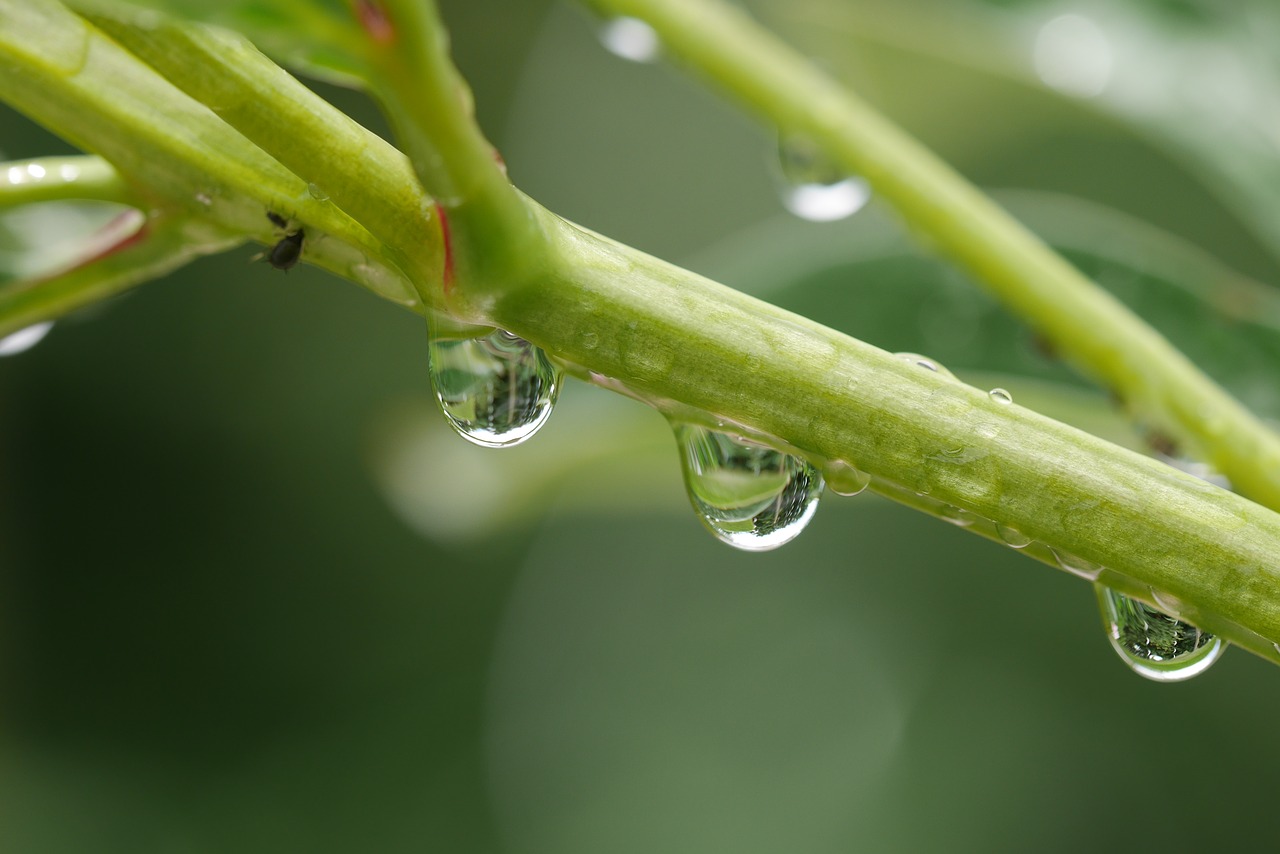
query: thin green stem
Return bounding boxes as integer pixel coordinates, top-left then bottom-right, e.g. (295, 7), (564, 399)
(364, 0), (547, 311)
(582, 0), (1280, 512)
(0, 156), (132, 206)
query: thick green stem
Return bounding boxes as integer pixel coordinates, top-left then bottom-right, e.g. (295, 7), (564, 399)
(495, 207), (1280, 664)
(582, 0), (1280, 512)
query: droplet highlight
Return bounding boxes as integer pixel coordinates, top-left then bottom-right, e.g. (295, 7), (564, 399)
(989, 388), (1013, 405)
(777, 136), (870, 222)
(675, 424), (824, 551)
(428, 326), (561, 448)
(0, 321), (53, 357)
(598, 16), (661, 63)
(1050, 547), (1103, 581)
(306, 182), (329, 201)
(1096, 585), (1225, 682)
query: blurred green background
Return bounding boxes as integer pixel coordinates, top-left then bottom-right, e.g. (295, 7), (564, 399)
(6, 0), (1280, 850)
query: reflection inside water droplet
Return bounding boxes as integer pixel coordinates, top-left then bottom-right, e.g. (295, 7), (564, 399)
(989, 388), (1013, 405)
(428, 325), (561, 448)
(0, 321), (54, 357)
(598, 16), (661, 63)
(1096, 585), (1225, 682)
(777, 136), (870, 222)
(675, 423), (824, 551)
(1049, 547), (1103, 581)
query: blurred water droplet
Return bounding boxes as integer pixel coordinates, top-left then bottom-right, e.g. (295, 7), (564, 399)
(675, 424), (824, 551)
(194, 191), (213, 209)
(428, 326), (561, 448)
(940, 505), (977, 527)
(823, 459), (870, 496)
(995, 523), (1032, 548)
(895, 351), (955, 379)
(777, 136), (869, 222)
(0, 321), (54, 357)
(1096, 585), (1225, 682)
(598, 16), (661, 63)
(989, 388), (1013, 405)
(307, 182), (329, 201)
(1033, 13), (1112, 98)
(1050, 547), (1103, 581)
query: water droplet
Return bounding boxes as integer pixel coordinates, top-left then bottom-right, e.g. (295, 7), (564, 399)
(1096, 585), (1226, 682)
(581, 331), (600, 350)
(777, 136), (870, 222)
(995, 523), (1032, 548)
(989, 388), (1013, 405)
(194, 192), (213, 209)
(1050, 547), (1103, 581)
(307, 182), (329, 201)
(940, 505), (978, 527)
(0, 322), (54, 357)
(428, 327), (561, 448)
(823, 459), (870, 496)
(598, 16), (661, 63)
(675, 424), (824, 551)
(895, 351), (955, 380)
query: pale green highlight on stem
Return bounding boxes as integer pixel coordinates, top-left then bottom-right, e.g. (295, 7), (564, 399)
(582, 0), (1280, 512)
(0, 156), (132, 207)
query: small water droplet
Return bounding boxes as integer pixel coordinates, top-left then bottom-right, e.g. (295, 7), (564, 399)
(895, 351), (955, 379)
(1096, 585), (1226, 682)
(777, 136), (869, 222)
(598, 16), (661, 63)
(0, 322), (54, 357)
(194, 192), (213, 209)
(581, 330), (600, 351)
(307, 182), (329, 201)
(675, 424), (824, 551)
(989, 388), (1013, 405)
(823, 459), (870, 496)
(428, 326), (562, 448)
(1050, 547), (1103, 581)
(995, 523), (1032, 548)
(940, 505), (978, 527)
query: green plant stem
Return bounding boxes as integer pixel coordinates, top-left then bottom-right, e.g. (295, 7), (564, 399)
(366, 0), (546, 311)
(73, 5), (439, 296)
(502, 206), (1280, 664)
(4, 0), (1279, 664)
(582, 0), (1280, 513)
(0, 155), (132, 206)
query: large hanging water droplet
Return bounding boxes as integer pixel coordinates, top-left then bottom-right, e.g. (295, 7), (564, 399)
(1096, 585), (1225, 682)
(598, 16), (661, 63)
(674, 423), (824, 551)
(428, 326), (561, 448)
(776, 136), (869, 222)
(0, 321), (54, 357)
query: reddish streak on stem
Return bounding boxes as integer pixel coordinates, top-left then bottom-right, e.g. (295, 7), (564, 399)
(435, 202), (455, 294)
(353, 0), (396, 45)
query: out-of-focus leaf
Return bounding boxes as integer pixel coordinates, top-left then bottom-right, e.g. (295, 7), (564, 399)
(67, 0), (371, 86)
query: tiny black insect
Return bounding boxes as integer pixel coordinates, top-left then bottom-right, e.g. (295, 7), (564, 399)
(264, 212), (304, 272)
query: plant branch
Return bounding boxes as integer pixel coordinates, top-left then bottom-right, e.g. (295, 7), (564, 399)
(581, 0), (1280, 513)
(360, 0), (547, 312)
(0, 156), (132, 206)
